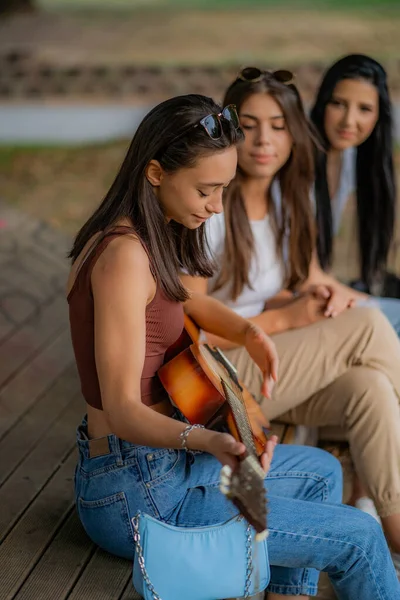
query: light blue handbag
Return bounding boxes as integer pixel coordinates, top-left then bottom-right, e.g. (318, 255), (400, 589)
(132, 512), (270, 600)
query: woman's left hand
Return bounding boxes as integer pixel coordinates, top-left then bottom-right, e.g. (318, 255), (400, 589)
(260, 435), (278, 474)
(244, 323), (278, 399)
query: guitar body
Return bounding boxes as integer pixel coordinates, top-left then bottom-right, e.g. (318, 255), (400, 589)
(159, 341), (270, 457)
(159, 345), (226, 425)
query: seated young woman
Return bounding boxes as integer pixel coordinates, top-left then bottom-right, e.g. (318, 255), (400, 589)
(181, 72), (400, 560)
(309, 54), (400, 336)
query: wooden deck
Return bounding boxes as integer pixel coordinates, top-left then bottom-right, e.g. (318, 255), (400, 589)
(0, 202), (140, 600)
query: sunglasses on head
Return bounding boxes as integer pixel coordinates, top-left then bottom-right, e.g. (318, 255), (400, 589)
(195, 104), (240, 140)
(238, 67), (295, 85)
(156, 104), (241, 160)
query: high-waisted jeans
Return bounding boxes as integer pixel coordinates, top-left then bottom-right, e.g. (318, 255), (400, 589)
(75, 418), (400, 598)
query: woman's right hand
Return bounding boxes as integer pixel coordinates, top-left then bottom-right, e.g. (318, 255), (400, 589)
(283, 293), (328, 329)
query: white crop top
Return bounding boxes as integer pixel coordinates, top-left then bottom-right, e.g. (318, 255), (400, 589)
(206, 183), (285, 318)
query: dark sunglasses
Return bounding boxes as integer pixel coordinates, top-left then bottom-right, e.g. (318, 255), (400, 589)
(238, 67), (295, 85)
(195, 104), (240, 140)
(156, 104), (241, 160)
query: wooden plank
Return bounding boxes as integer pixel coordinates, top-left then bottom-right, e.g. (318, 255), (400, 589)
(13, 510), (95, 600)
(114, 568), (265, 600)
(0, 311), (15, 344)
(12, 219), (70, 265)
(0, 227), (68, 340)
(6, 243), (67, 278)
(0, 202), (33, 232)
(29, 221), (71, 264)
(0, 451), (77, 600)
(0, 236), (69, 273)
(120, 581), (143, 600)
(0, 265), (60, 305)
(0, 279), (44, 343)
(0, 254), (67, 300)
(0, 293), (68, 387)
(0, 328), (75, 438)
(68, 549), (132, 600)
(0, 234), (68, 273)
(0, 394), (81, 542)
(269, 422), (300, 445)
(0, 203), (71, 266)
(0, 362), (79, 486)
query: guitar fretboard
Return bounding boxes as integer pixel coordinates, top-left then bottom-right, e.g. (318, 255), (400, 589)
(221, 379), (258, 458)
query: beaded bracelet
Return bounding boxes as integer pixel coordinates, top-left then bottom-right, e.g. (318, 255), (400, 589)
(179, 424), (205, 450)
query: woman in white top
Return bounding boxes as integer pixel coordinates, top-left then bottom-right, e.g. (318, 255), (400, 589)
(182, 67), (400, 556)
(310, 54), (400, 336)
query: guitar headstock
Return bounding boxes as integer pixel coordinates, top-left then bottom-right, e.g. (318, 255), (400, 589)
(220, 455), (268, 540)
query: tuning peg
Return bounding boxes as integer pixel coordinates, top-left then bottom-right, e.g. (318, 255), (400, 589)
(255, 529), (269, 542)
(219, 465), (233, 496)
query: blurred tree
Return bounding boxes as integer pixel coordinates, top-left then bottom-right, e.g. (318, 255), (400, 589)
(0, 0), (36, 15)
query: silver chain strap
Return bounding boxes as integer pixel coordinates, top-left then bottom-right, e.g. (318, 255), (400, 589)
(132, 515), (254, 600)
(243, 522), (254, 598)
(132, 516), (161, 600)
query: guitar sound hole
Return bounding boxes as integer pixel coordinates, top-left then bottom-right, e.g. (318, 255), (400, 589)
(207, 416), (230, 434)
(215, 423), (230, 434)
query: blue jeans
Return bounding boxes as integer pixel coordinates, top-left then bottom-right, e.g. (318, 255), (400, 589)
(374, 297), (400, 337)
(351, 283), (400, 337)
(75, 419), (400, 598)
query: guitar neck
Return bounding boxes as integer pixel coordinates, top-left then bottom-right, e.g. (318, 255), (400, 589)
(202, 344), (258, 458)
(221, 379), (258, 458)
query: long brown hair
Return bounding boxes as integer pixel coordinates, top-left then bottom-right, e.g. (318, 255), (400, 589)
(69, 94), (243, 302)
(214, 77), (316, 301)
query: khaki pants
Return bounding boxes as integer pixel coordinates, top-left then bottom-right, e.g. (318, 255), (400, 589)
(224, 307), (400, 517)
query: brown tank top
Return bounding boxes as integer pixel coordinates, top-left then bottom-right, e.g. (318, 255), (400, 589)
(67, 226), (184, 410)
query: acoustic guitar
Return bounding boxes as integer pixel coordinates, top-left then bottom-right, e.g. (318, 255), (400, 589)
(158, 316), (270, 538)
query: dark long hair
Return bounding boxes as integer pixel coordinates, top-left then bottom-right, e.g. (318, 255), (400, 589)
(310, 54), (396, 288)
(214, 76), (316, 301)
(69, 94), (243, 302)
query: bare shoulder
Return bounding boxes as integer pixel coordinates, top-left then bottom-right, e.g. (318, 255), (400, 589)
(95, 233), (149, 272)
(92, 234), (156, 303)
